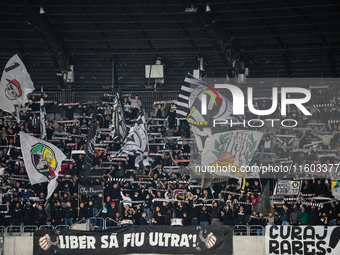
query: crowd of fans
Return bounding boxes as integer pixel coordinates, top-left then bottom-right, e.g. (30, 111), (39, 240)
(0, 88), (340, 233)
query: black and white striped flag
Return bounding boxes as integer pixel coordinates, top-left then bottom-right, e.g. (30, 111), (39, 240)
(117, 111), (152, 167)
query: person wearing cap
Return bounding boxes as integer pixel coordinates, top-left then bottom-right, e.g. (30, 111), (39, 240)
(107, 201), (118, 226)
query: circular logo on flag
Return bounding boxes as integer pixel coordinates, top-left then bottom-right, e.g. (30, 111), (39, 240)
(30, 143), (57, 180)
(5, 79), (22, 100)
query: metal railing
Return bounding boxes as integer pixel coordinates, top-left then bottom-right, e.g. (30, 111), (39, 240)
(105, 217), (121, 229)
(71, 219), (88, 230)
(0, 226), (6, 236)
(232, 225), (265, 236)
(44, 86), (338, 111)
(86, 217), (106, 230)
(39, 225), (55, 230)
(0, 223), (266, 236)
(233, 225), (249, 236)
(55, 225), (71, 230)
(248, 225), (265, 236)
(23, 225), (38, 234)
(5, 225), (22, 236)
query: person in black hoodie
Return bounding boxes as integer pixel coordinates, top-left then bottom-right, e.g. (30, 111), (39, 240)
(314, 179), (327, 197)
(35, 204), (47, 227)
(235, 205), (246, 225)
(221, 203), (234, 225)
(154, 211), (165, 225)
(328, 202), (339, 226)
(23, 201), (34, 225)
(64, 202), (75, 227)
(164, 210), (172, 226)
(107, 202), (118, 226)
(52, 201), (64, 226)
(139, 212), (148, 225)
(77, 202), (87, 221)
(211, 201), (222, 226)
(199, 205), (210, 225)
(301, 180), (314, 195)
(307, 206), (319, 225)
(190, 203), (200, 225)
(11, 202), (23, 225)
(257, 212), (266, 236)
(182, 212), (191, 226)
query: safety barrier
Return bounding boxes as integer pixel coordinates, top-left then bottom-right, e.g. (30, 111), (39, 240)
(55, 225), (71, 230)
(105, 217), (121, 229)
(86, 217), (106, 230)
(23, 225), (38, 235)
(5, 225), (22, 236)
(233, 225), (249, 236)
(71, 219), (88, 230)
(248, 225), (265, 236)
(0, 223), (266, 236)
(39, 225), (55, 230)
(0, 226), (6, 236)
(44, 85), (338, 116)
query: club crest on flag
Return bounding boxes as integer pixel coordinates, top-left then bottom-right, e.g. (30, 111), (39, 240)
(31, 143), (58, 180)
(0, 54), (35, 122)
(5, 79), (22, 100)
(201, 130), (262, 178)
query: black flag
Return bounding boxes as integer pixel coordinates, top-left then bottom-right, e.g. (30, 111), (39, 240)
(82, 107), (97, 183)
(254, 184), (271, 215)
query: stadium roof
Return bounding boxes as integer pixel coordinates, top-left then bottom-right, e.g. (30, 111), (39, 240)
(0, 0), (339, 91)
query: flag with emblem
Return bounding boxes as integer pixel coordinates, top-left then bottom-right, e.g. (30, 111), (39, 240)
(110, 93), (127, 143)
(20, 132), (67, 199)
(201, 130), (263, 179)
(176, 75), (243, 188)
(116, 110), (152, 167)
(0, 54), (35, 122)
(176, 74), (242, 128)
(83, 107), (98, 183)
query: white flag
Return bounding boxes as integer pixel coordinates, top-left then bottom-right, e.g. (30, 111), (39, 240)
(201, 130), (263, 179)
(0, 54), (35, 122)
(20, 132), (67, 199)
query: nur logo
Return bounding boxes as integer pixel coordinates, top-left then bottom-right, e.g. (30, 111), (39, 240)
(198, 82), (223, 115)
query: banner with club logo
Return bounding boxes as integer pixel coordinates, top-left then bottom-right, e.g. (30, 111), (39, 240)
(34, 226), (232, 255)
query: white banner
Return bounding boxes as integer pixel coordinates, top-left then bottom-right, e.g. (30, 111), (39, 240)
(274, 180), (301, 196)
(266, 225), (340, 255)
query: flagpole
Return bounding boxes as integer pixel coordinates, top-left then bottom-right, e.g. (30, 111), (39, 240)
(78, 184), (80, 218)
